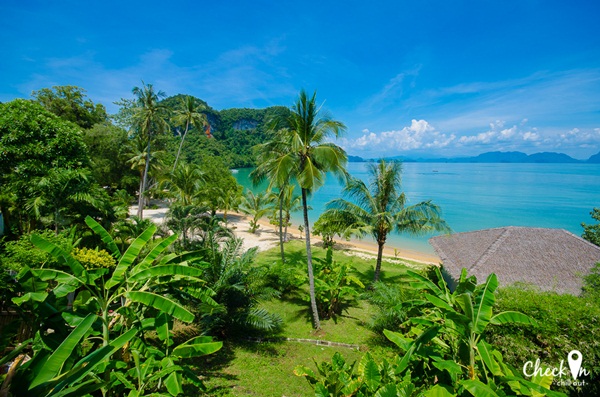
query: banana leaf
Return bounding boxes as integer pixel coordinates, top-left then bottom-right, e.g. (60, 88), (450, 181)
(127, 291), (194, 323)
(29, 313), (97, 388)
(128, 264), (205, 283)
(106, 224), (156, 289)
(85, 216), (121, 259)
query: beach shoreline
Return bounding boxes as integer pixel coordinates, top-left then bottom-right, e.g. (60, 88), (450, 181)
(129, 205), (440, 265)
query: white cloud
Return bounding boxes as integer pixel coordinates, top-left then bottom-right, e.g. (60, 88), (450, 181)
(342, 118), (600, 158)
(342, 119), (456, 153)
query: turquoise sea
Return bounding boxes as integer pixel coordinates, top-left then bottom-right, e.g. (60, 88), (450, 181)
(234, 163), (600, 255)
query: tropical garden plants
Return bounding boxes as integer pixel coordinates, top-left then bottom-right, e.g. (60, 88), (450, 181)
(4, 216), (222, 396)
(197, 237), (282, 337)
(312, 248), (364, 319)
(296, 268), (566, 396)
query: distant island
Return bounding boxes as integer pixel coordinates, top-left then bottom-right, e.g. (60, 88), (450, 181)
(351, 150), (600, 164)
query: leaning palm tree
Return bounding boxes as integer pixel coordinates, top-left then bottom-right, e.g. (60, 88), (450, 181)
(253, 90), (347, 330)
(171, 96), (207, 171)
(131, 82), (170, 218)
(318, 160), (451, 283)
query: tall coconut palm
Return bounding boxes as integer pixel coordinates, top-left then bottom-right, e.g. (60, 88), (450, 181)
(171, 96), (207, 171)
(131, 82), (170, 218)
(319, 160), (451, 283)
(254, 90), (347, 329)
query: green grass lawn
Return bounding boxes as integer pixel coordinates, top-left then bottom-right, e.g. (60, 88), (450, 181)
(196, 240), (429, 396)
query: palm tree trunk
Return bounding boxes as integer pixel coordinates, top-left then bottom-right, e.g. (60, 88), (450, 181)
(302, 188), (320, 330)
(54, 208), (60, 235)
(374, 238), (386, 283)
(137, 139), (151, 219)
(172, 121), (189, 172)
(284, 213), (289, 242)
(279, 195), (285, 263)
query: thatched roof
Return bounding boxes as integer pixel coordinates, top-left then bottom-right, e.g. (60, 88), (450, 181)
(429, 227), (600, 295)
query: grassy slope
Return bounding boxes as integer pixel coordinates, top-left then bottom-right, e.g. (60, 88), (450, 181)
(198, 240), (428, 396)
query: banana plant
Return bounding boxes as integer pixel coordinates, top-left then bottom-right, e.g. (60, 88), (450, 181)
(9, 216), (222, 396)
(382, 267), (564, 397)
(295, 352), (416, 397)
(313, 248), (364, 319)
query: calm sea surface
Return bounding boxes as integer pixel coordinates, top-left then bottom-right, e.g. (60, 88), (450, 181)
(234, 163), (600, 254)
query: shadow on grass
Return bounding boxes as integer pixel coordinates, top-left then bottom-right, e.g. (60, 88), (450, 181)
(191, 340), (237, 373)
(234, 339), (284, 357)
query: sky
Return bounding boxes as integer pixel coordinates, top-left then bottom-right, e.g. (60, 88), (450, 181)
(2, 0), (600, 159)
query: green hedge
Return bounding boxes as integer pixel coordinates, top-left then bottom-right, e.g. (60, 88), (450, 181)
(486, 285), (600, 396)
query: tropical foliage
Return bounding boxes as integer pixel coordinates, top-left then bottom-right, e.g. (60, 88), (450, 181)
(32, 85), (108, 129)
(238, 190), (273, 233)
(582, 207), (600, 246)
(313, 248), (364, 319)
(253, 89), (347, 330)
(3, 216), (221, 396)
(296, 268), (565, 397)
(197, 237), (282, 337)
(315, 159), (450, 282)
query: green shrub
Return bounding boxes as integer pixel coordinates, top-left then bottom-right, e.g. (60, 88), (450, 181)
(0, 230), (73, 272)
(486, 285), (600, 396)
(298, 269), (564, 396)
(365, 281), (416, 334)
(582, 262), (600, 303)
(260, 260), (304, 295)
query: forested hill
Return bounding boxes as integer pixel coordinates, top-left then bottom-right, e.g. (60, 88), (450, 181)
(161, 94), (290, 168)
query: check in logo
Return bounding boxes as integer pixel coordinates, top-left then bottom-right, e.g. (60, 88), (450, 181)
(523, 350), (590, 386)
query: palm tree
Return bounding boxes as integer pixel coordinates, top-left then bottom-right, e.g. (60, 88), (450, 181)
(319, 160), (451, 283)
(280, 184), (303, 242)
(238, 189), (273, 233)
(131, 82), (170, 218)
(161, 163), (204, 206)
(26, 168), (111, 234)
(254, 90), (347, 329)
(171, 96), (207, 172)
(165, 203), (210, 248)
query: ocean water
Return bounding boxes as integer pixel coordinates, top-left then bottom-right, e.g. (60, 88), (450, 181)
(234, 163), (600, 254)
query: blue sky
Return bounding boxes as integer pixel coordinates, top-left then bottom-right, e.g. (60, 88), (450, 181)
(2, 0), (600, 159)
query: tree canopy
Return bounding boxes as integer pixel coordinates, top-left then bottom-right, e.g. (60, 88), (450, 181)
(32, 85), (108, 129)
(0, 99), (89, 182)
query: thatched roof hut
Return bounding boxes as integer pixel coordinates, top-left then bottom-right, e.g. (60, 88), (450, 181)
(429, 227), (600, 295)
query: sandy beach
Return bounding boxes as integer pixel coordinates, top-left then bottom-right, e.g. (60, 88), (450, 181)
(129, 204), (440, 265)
